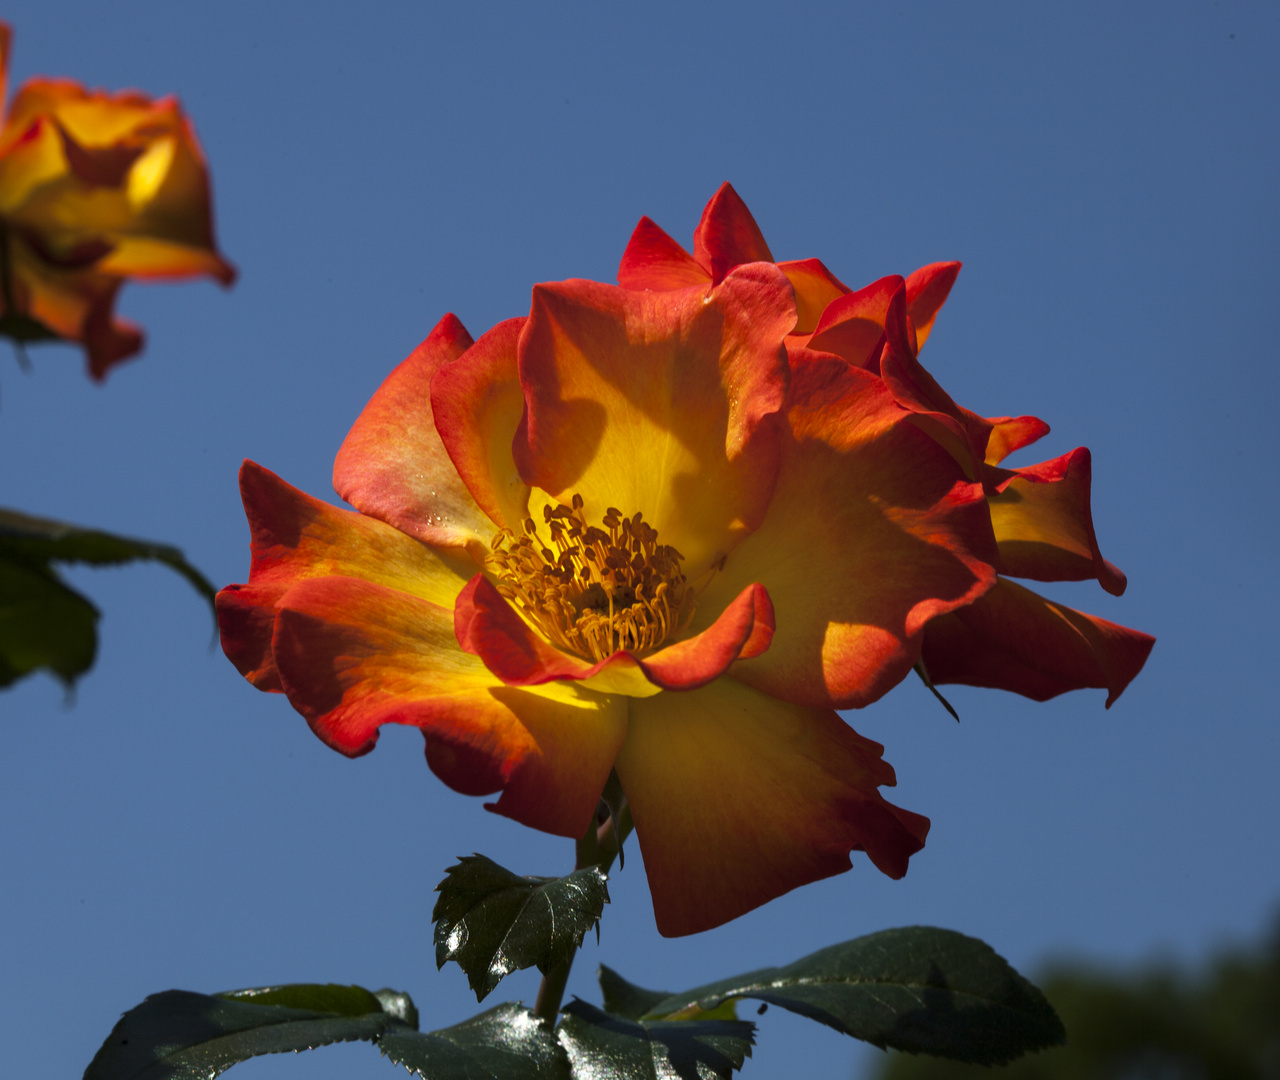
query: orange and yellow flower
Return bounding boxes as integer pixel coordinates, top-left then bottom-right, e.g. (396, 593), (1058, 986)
(218, 186), (1151, 936)
(0, 22), (234, 379)
(620, 184), (1155, 709)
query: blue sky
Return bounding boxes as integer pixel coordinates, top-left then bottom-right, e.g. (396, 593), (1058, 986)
(1, 2), (1276, 1077)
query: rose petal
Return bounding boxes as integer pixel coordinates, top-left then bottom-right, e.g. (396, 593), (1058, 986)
(430, 316), (531, 533)
(0, 112), (65, 211)
(0, 228), (144, 380)
(691, 182), (774, 284)
(512, 267), (792, 575)
(879, 288), (992, 478)
(216, 460), (474, 690)
(96, 113), (236, 284)
(617, 216), (710, 291)
(334, 314), (497, 547)
(454, 573), (773, 694)
(2, 82), (235, 284)
(0, 54), (232, 378)
(808, 274), (902, 370)
(921, 577), (1154, 707)
(905, 261), (961, 349)
(80, 275), (143, 380)
(987, 447), (1127, 595)
(616, 676), (929, 936)
(985, 415), (1051, 465)
(698, 349), (997, 710)
(0, 24), (10, 106)
(273, 575), (627, 837)
(777, 257), (852, 335)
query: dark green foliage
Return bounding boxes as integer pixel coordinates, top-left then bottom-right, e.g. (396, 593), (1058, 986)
(82, 985), (406, 1080)
(870, 917), (1280, 1079)
(84, 984), (575, 1080)
(599, 965), (675, 1021)
(374, 987), (421, 1028)
(434, 854), (610, 1000)
(621, 926), (1064, 1066)
(0, 553), (97, 686)
(557, 1000), (755, 1080)
(218, 982), (387, 1015)
(0, 507), (215, 689)
(380, 1003), (570, 1079)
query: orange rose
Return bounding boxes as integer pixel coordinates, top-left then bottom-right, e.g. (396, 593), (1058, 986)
(219, 278), (1003, 935)
(0, 22), (234, 379)
(620, 184), (1155, 708)
(218, 188), (1151, 936)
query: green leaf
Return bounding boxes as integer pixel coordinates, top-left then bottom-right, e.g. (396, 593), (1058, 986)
(375, 987), (421, 1028)
(599, 966), (674, 1022)
(379, 1002), (570, 1079)
(557, 1000), (755, 1080)
(0, 507), (216, 689)
(598, 968), (739, 1024)
(0, 507), (216, 604)
(217, 983), (387, 1016)
(433, 854), (610, 1001)
(83, 983), (411, 1080)
(0, 555), (97, 687)
(632, 926), (1065, 1066)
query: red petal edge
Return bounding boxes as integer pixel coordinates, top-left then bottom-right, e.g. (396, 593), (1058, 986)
(922, 577), (1154, 707)
(454, 574), (773, 692)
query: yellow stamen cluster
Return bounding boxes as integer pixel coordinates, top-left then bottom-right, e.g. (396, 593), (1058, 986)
(488, 494), (695, 662)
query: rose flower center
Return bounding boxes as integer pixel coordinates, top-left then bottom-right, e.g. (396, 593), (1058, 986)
(487, 494), (695, 662)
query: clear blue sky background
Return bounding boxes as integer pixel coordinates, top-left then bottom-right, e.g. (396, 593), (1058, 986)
(2, 2), (1276, 1077)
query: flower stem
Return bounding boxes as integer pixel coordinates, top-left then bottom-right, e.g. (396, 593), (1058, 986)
(532, 826), (595, 1021)
(531, 806), (634, 1023)
(532, 950), (574, 1022)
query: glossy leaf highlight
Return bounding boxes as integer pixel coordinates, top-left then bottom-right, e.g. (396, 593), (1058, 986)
(557, 999), (755, 1080)
(433, 854), (609, 1000)
(379, 1003), (570, 1080)
(83, 984), (408, 1080)
(629, 927), (1065, 1066)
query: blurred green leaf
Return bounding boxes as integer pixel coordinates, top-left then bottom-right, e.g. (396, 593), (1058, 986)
(631, 926), (1064, 1066)
(557, 999), (755, 1080)
(379, 1002), (569, 1079)
(83, 984), (410, 1080)
(0, 555), (97, 687)
(0, 507), (215, 602)
(0, 507), (215, 689)
(873, 914), (1280, 1079)
(433, 854), (609, 1001)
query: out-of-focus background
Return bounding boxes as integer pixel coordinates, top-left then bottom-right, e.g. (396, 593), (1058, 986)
(1, 3), (1276, 1077)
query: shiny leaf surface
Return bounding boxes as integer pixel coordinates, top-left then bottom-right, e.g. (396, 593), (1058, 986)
(83, 984), (410, 1080)
(433, 854), (609, 1000)
(557, 1000), (754, 1080)
(633, 927), (1065, 1066)
(379, 1002), (569, 1079)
